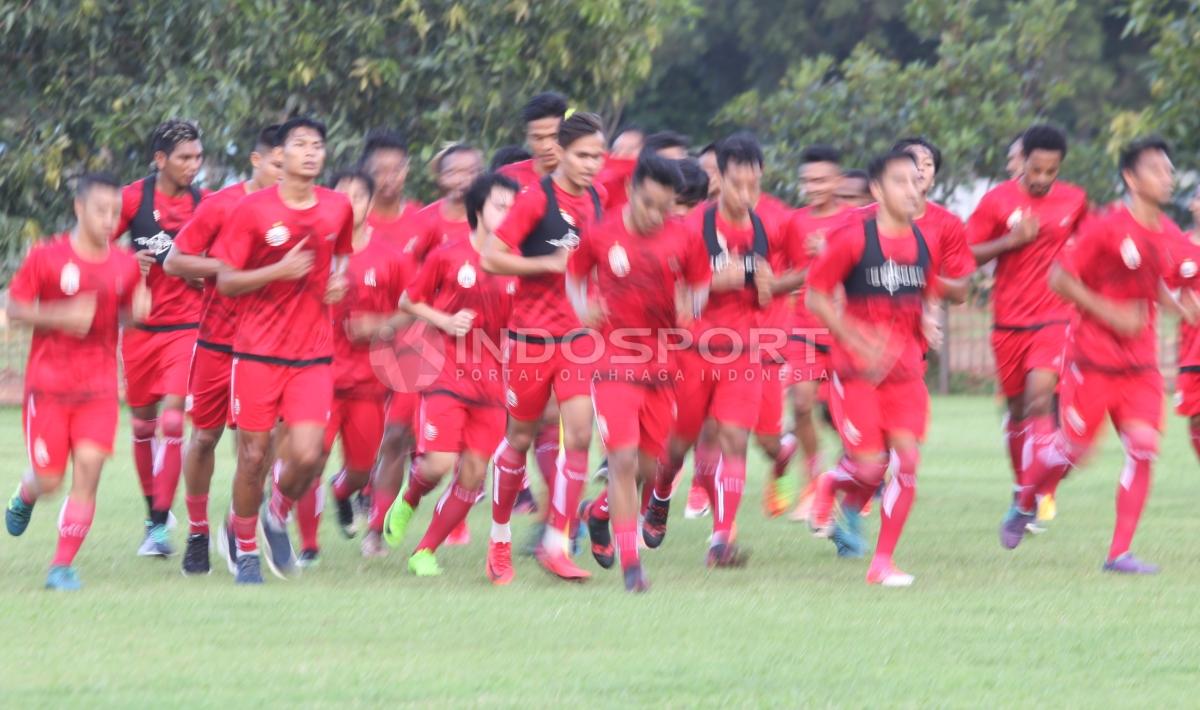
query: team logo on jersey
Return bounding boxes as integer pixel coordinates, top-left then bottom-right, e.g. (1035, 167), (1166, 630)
(712, 230), (731, 272)
(506, 281), (517, 295)
(364, 268), (377, 287)
(152, 209), (161, 223)
(547, 229), (581, 251)
(1182, 260), (1198, 280)
(265, 223), (290, 247)
(1006, 209), (1024, 229)
(403, 237), (417, 254)
(868, 259), (926, 295)
(560, 209), (577, 228)
(457, 263), (477, 289)
(59, 263), (80, 295)
(608, 244), (630, 278)
(424, 423), (438, 441)
(1119, 236), (1142, 269)
(134, 230), (174, 255)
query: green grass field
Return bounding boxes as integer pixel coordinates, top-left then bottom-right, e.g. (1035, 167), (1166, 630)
(2, 396), (1200, 707)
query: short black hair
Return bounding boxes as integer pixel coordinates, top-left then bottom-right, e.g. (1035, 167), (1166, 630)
(716, 132), (764, 173)
(842, 168), (869, 182)
(253, 124), (282, 153)
(490, 145), (532, 171)
(150, 119), (201, 157)
(1021, 124), (1067, 158)
(632, 153), (683, 193)
(330, 169), (376, 199)
(279, 116), (327, 143)
(558, 112), (605, 148)
(432, 143), (480, 174)
(75, 171), (121, 200)
(464, 172), (520, 230)
(801, 144), (841, 166)
(892, 136), (942, 173)
(868, 150), (917, 183)
(698, 142), (718, 157)
(676, 158), (710, 207)
(522, 91), (568, 124)
(360, 129), (408, 167)
(1119, 136), (1172, 188)
(642, 131), (690, 157)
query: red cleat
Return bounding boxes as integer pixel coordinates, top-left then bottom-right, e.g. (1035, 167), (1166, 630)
(866, 557), (914, 587)
(446, 519), (470, 546)
(486, 540), (514, 585)
(535, 545), (591, 582)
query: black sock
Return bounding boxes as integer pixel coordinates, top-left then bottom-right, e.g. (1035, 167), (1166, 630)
(151, 508), (169, 527)
(144, 496), (154, 519)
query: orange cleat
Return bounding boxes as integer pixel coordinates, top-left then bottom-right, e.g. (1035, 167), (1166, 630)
(486, 540), (514, 585)
(446, 519), (470, 546)
(535, 545), (591, 582)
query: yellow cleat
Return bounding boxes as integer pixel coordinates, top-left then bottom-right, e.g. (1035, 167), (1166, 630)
(1037, 494), (1057, 523)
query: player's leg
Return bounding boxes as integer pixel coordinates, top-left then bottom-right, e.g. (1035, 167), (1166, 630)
(367, 409), (415, 556)
(787, 340), (830, 520)
(180, 346), (232, 575)
(583, 381), (640, 576)
(123, 328), (160, 528)
(810, 375), (886, 540)
(45, 443), (106, 591)
(1023, 367), (1061, 524)
(536, 391), (592, 579)
(991, 329), (1031, 491)
(704, 365), (762, 567)
(645, 349), (710, 545)
(139, 392), (185, 557)
(866, 433), (918, 587)
(757, 364), (796, 518)
(8, 393), (69, 537)
(410, 449), (487, 576)
(330, 397), (384, 541)
(388, 396), (460, 548)
(1104, 370), (1164, 573)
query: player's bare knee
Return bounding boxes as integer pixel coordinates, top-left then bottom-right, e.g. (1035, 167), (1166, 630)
(36, 474), (65, 496)
(190, 426), (223, 452)
(419, 455), (454, 481)
(717, 426), (749, 456)
(458, 456), (488, 490)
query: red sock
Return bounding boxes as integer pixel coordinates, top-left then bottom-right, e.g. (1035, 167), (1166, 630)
(368, 485), (398, 533)
(330, 468), (356, 501)
(547, 449), (588, 535)
(590, 490), (610, 522)
(613, 516), (639, 570)
(51, 497), (95, 567)
(131, 417), (157, 508)
(296, 480), (322, 552)
(1109, 436), (1155, 561)
(417, 477), (480, 553)
(639, 482), (652, 516)
(18, 476), (37, 505)
(711, 455), (745, 545)
(268, 478), (296, 524)
(534, 423), (559, 491)
(492, 439), (527, 531)
(1004, 415), (1028, 486)
(831, 456), (884, 508)
(403, 466), (439, 508)
(693, 441), (720, 484)
(874, 449), (918, 562)
(231, 512), (258, 556)
(652, 457), (682, 500)
(152, 409), (184, 517)
(186, 494), (209, 535)
(1018, 415), (1072, 511)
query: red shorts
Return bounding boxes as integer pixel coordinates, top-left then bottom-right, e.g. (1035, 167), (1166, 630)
(1059, 362), (1162, 447)
(829, 374), (928, 455)
(187, 344), (233, 430)
(231, 359), (332, 432)
(324, 395), (386, 471)
(23, 392), (118, 477)
(754, 364), (785, 437)
(502, 335), (596, 422)
(1174, 371), (1200, 417)
(593, 381), (676, 459)
(990, 323), (1067, 398)
(417, 393), (506, 457)
(673, 348), (763, 441)
(385, 391), (419, 430)
(785, 336), (831, 382)
(121, 326), (197, 407)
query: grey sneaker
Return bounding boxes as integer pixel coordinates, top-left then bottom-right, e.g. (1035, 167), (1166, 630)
(258, 503), (297, 579)
(137, 524), (174, 557)
(235, 554), (264, 585)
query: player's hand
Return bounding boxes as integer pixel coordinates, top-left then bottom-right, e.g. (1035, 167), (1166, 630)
(1011, 216), (1039, 247)
(323, 271), (348, 304)
(1104, 299), (1147, 337)
(130, 281), (151, 323)
(805, 230), (826, 257)
(753, 257), (774, 307)
(276, 237), (314, 281)
(540, 248), (570, 274)
(711, 255), (746, 291)
(57, 293), (97, 337)
(345, 313), (385, 341)
(922, 306), (945, 350)
(134, 248), (157, 276)
(838, 318), (886, 377)
(440, 309), (476, 337)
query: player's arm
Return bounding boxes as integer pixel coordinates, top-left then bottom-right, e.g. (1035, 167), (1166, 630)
(936, 275), (968, 305)
(1048, 264), (1144, 337)
(217, 238), (313, 296)
(164, 246), (226, 280)
(7, 296), (96, 337)
(400, 293), (474, 337)
(967, 199), (1038, 266)
(480, 239), (568, 276)
(119, 279), (152, 325)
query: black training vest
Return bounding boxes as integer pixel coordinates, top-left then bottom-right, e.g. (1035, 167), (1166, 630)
(843, 218), (930, 298)
(129, 174), (202, 265)
(519, 176), (602, 257)
(701, 205), (768, 287)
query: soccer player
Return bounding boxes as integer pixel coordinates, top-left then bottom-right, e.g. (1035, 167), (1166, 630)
(164, 124), (284, 575)
(481, 111), (607, 582)
(572, 155), (711, 591)
(401, 144), (483, 260)
(892, 137), (975, 294)
(113, 119), (205, 556)
(836, 169), (872, 208)
(5, 173), (150, 590)
(645, 132), (788, 567)
(968, 125), (1087, 523)
(1176, 189), (1200, 460)
(498, 91), (569, 188)
(806, 150), (951, 587)
(211, 117), (353, 584)
(599, 130), (689, 212)
(361, 129), (423, 249)
(380, 173), (518, 577)
(1000, 137), (1196, 574)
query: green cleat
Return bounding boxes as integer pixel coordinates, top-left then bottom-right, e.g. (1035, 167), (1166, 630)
(382, 500), (415, 549)
(45, 565), (82, 591)
(831, 507), (866, 558)
(6, 487), (34, 537)
(408, 549), (443, 577)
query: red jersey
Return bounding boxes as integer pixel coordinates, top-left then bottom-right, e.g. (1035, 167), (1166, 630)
(332, 237), (411, 397)
(211, 185), (354, 364)
(809, 218), (944, 382)
(1059, 203), (1193, 372)
(756, 193), (794, 225)
(596, 155), (637, 212)
(173, 182), (251, 347)
(1177, 232), (1200, 369)
(405, 239), (516, 404)
(115, 177), (207, 327)
(400, 200), (471, 262)
(494, 179), (606, 337)
(366, 201), (423, 252)
(497, 159), (545, 190)
(918, 201), (974, 279)
(786, 205), (850, 341)
(569, 212), (711, 379)
(10, 235), (140, 399)
(967, 179), (1088, 327)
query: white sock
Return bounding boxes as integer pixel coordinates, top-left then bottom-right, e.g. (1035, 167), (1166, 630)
(490, 521), (511, 543)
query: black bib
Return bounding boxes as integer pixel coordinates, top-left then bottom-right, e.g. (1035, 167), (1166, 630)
(843, 218), (930, 298)
(519, 176), (602, 257)
(701, 205), (768, 287)
(129, 174), (202, 265)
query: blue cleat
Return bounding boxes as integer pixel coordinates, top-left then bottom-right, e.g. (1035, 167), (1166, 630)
(235, 554), (264, 585)
(137, 523), (174, 557)
(45, 565), (82, 591)
(999, 505), (1035, 550)
(258, 502), (297, 579)
(831, 507), (866, 558)
(1103, 553), (1160, 575)
(6, 489), (33, 537)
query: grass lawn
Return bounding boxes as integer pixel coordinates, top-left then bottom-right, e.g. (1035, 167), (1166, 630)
(2, 395), (1199, 707)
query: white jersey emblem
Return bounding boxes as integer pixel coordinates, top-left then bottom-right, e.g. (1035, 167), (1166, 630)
(608, 245), (631, 278)
(457, 263), (477, 289)
(364, 268), (377, 287)
(59, 263), (80, 296)
(265, 223), (290, 247)
(1120, 236), (1141, 270)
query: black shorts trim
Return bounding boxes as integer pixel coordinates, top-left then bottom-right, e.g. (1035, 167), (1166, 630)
(787, 334), (831, 354)
(196, 339), (233, 354)
(422, 388), (502, 408)
(992, 320), (1069, 333)
(506, 330), (588, 344)
(1179, 365), (1200, 374)
(134, 322), (200, 333)
(1075, 362), (1158, 376)
(232, 352), (333, 368)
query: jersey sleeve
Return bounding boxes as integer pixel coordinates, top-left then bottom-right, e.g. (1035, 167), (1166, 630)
(965, 191), (1003, 246)
(494, 188), (548, 252)
(112, 181), (142, 241)
(173, 197), (224, 255)
(807, 225), (862, 293)
(566, 228), (598, 278)
(209, 203), (255, 270)
(683, 227), (713, 287)
(117, 253), (141, 308)
(937, 212), (975, 279)
(334, 201), (355, 256)
(8, 247), (43, 303)
(1057, 214), (1108, 278)
(404, 250), (442, 305)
